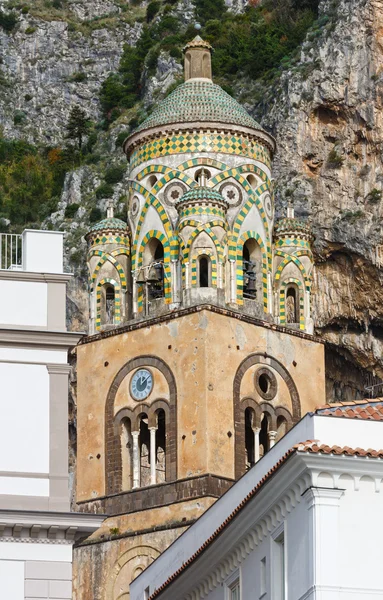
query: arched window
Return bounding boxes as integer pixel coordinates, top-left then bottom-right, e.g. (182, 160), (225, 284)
(143, 238), (165, 302)
(259, 412), (270, 458)
(286, 285), (299, 324)
(245, 407), (255, 470)
(198, 255), (211, 288)
(139, 413), (150, 487)
(105, 286), (115, 323)
(242, 239), (262, 300)
(276, 416), (287, 443)
(246, 174), (257, 188)
(194, 168), (211, 185)
(147, 174), (158, 189)
(120, 418), (133, 491)
(156, 409), (166, 483)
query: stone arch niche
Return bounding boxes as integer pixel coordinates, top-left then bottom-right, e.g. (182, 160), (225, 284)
(106, 545), (160, 600)
(105, 356), (177, 495)
(233, 353), (301, 478)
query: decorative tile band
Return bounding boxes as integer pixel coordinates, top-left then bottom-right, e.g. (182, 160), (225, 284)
(89, 250), (127, 292)
(178, 205), (227, 220)
(177, 157), (229, 172)
(96, 278), (121, 331)
(129, 132), (271, 170)
(279, 278), (305, 331)
(88, 234), (130, 248)
(236, 231), (268, 311)
(274, 251), (311, 291)
(183, 221), (225, 263)
(274, 237), (311, 251)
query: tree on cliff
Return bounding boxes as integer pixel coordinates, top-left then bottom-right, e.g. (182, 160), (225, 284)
(66, 105), (89, 150)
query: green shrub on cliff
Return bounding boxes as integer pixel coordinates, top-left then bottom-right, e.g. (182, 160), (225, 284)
(99, 0), (319, 124)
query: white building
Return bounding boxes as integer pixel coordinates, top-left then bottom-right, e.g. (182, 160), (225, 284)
(131, 400), (383, 600)
(0, 230), (103, 600)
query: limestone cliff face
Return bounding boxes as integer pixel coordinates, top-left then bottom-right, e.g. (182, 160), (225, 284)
(1, 0), (382, 400)
(257, 0), (383, 398)
(0, 1), (141, 142)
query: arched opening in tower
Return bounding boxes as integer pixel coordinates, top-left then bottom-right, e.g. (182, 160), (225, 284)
(259, 412), (270, 458)
(276, 415), (288, 443)
(198, 255), (211, 288)
(120, 417), (133, 490)
(143, 238), (165, 302)
(156, 409), (166, 483)
(242, 239), (262, 300)
(139, 413), (150, 487)
(286, 284), (299, 324)
(245, 407), (255, 470)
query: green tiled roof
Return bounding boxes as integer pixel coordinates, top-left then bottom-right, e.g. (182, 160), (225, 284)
(134, 80), (262, 133)
(176, 186), (228, 206)
(87, 217), (128, 234)
(274, 217), (313, 239)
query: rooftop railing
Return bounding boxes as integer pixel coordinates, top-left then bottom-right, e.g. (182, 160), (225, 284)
(0, 233), (23, 270)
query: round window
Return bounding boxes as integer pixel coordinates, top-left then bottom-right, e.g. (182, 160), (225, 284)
(254, 367), (277, 400)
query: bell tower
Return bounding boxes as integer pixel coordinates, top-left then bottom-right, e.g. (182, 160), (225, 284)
(74, 36), (323, 600)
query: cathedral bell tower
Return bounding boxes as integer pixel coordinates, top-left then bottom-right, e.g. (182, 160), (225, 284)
(74, 36), (323, 600)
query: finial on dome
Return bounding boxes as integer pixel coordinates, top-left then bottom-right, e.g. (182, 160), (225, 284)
(183, 35), (213, 81)
(287, 197), (294, 219)
(106, 199), (114, 219)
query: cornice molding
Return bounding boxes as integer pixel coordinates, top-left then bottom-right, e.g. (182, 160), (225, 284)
(0, 328), (83, 349)
(79, 304), (323, 347)
(46, 364), (72, 375)
(0, 271), (72, 284)
(0, 509), (105, 542)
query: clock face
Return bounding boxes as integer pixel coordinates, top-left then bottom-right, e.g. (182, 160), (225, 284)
(130, 369), (153, 401)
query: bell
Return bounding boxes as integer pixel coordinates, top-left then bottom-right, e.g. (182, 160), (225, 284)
(136, 268), (146, 284)
(146, 265), (161, 283)
(245, 271), (256, 295)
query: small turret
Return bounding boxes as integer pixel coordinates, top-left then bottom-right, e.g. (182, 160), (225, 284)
(183, 35), (213, 81)
(273, 199), (314, 333)
(85, 201), (131, 334)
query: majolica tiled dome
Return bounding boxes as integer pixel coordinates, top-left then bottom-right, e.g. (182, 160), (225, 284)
(134, 80), (263, 134)
(176, 186), (228, 209)
(274, 217), (313, 241)
(87, 217), (128, 234)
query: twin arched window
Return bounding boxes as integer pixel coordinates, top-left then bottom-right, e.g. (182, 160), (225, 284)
(120, 409), (166, 490)
(244, 404), (291, 470)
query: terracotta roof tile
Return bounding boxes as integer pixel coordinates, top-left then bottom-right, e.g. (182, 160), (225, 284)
(314, 399), (383, 421)
(148, 441), (383, 599)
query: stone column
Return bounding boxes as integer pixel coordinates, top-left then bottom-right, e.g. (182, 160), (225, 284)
(132, 276), (138, 316)
(253, 427), (261, 463)
(132, 431), (140, 489)
(230, 260), (237, 303)
(268, 430), (277, 449)
(267, 272), (273, 314)
(47, 364), (71, 512)
(184, 262), (190, 289)
(149, 427), (157, 485)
